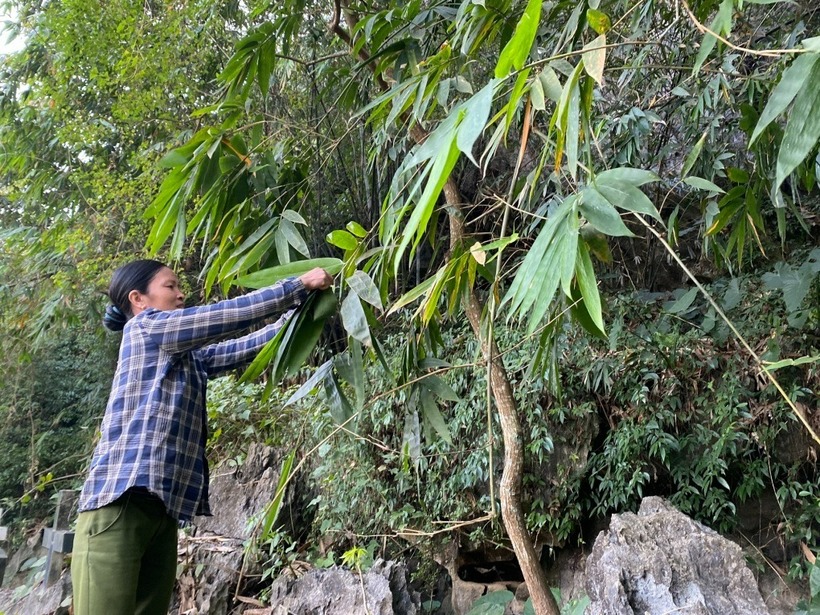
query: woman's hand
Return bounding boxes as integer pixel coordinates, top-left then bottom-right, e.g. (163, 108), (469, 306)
(299, 268), (334, 291)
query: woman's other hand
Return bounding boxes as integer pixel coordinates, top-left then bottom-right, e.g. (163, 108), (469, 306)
(299, 268), (334, 291)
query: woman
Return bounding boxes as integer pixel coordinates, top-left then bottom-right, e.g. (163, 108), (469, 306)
(71, 259), (332, 615)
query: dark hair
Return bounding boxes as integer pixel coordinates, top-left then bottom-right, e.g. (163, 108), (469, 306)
(103, 259), (167, 331)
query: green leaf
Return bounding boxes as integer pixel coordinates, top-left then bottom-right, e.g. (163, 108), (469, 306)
(259, 451), (295, 539)
(494, 0), (542, 78)
(750, 52), (820, 145)
(586, 9), (611, 34)
(457, 80), (496, 166)
(683, 176), (725, 193)
(347, 270), (383, 311)
(576, 240), (605, 333)
(666, 287), (699, 314)
(682, 128), (709, 177)
(235, 258), (344, 288)
(341, 292), (372, 347)
(346, 221), (368, 237)
(285, 360), (334, 406)
(419, 388), (452, 444)
(530, 76), (546, 111)
(327, 229), (359, 251)
(595, 180), (661, 221)
(280, 218), (310, 257)
(394, 138), (461, 274)
(420, 374), (461, 402)
(539, 67), (563, 102)
(597, 167), (659, 187)
(566, 75), (581, 179)
(762, 355), (820, 371)
(467, 591), (514, 615)
(692, 0), (733, 75)
(774, 60), (820, 196)
(579, 189), (635, 236)
(582, 34), (607, 85)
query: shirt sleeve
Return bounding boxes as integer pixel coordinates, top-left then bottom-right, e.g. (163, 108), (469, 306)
(135, 277), (307, 354)
(199, 309), (294, 377)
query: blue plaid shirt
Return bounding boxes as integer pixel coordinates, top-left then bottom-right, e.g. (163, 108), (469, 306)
(78, 277), (307, 521)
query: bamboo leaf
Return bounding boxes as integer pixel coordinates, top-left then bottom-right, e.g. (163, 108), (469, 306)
(394, 138), (460, 274)
(586, 9), (611, 34)
(582, 34), (606, 85)
(538, 67), (563, 102)
(683, 176), (725, 193)
(692, 0), (733, 75)
(280, 218), (310, 257)
(347, 270), (383, 311)
(494, 0), (543, 77)
(327, 229), (359, 251)
(576, 239), (604, 332)
(681, 128), (709, 177)
(457, 80), (497, 166)
(419, 388), (453, 444)
(285, 359), (334, 406)
(235, 258), (344, 288)
(750, 52), (819, 145)
(341, 292), (372, 347)
(774, 60), (820, 196)
(579, 188), (635, 237)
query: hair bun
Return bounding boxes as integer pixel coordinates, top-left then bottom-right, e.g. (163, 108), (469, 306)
(103, 304), (128, 331)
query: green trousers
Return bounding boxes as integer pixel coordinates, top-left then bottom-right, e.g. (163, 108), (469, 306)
(71, 489), (178, 615)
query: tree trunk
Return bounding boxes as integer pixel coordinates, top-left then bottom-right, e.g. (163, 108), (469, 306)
(445, 186), (559, 615)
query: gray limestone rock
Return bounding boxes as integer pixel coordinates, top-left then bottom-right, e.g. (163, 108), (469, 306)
(585, 496), (770, 615)
(269, 559), (420, 615)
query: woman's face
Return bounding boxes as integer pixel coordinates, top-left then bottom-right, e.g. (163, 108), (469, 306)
(129, 266), (185, 315)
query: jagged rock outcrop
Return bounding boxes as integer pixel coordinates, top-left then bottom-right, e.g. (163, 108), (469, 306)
(585, 496), (770, 615)
(267, 559), (420, 615)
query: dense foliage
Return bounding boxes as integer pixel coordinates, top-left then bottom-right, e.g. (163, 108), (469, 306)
(1, 0), (818, 609)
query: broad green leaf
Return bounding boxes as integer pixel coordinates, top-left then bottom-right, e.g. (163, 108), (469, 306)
(576, 240), (604, 333)
(341, 292), (372, 347)
(539, 67), (563, 102)
(595, 182), (661, 221)
(280, 218), (310, 257)
(582, 34), (607, 85)
(750, 52), (819, 145)
(494, 0), (542, 78)
(666, 287), (699, 314)
(420, 374), (461, 401)
(580, 225), (612, 263)
(281, 209), (307, 225)
(597, 167), (659, 187)
(235, 258), (344, 288)
(419, 389), (453, 444)
(275, 291), (338, 380)
(774, 60), (820, 195)
(240, 322), (286, 382)
(467, 591), (514, 615)
(346, 221), (368, 237)
(324, 372), (355, 426)
(683, 176), (725, 193)
(457, 80), (496, 166)
(530, 76), (546, 111)
(327, 229), (359, 251)
(579, 189), (635, 237)
(347, 270), (383, 310)
(586, 9), (611, 34)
